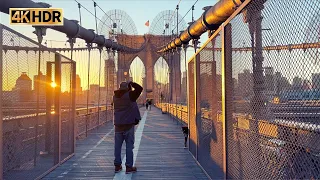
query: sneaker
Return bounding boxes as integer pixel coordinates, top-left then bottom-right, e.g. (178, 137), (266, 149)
(125, 166), (137, 174)
(115, 165), (122, 173)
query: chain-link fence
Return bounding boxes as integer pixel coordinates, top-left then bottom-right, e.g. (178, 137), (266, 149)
(196, 30), (224, 179)
(184, 0), (320, 179)
(1, 25), (76, 179)
(58, 45), (115, 139)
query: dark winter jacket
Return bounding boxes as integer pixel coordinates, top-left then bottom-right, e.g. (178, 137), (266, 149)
(113, 82), (143, 132)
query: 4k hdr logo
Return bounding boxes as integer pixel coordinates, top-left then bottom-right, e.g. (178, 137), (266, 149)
(10, 8), (63, 26)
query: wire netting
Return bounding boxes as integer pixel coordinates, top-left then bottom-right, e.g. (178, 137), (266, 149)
(188, 57), (196, 157)
(226, 0), (320, 179)
(197, 31), (224, 178)
(1, 25), (75, 179)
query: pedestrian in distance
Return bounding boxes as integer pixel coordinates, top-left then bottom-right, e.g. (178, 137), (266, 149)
(148, 99), (152, 111)
(112, 81), (143, 174)
(146, 100), (149, 110)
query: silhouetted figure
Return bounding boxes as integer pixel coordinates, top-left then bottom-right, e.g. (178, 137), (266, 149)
(145, 101), (149, 110)
(182, 126), (189, 148)
(113, 81), (143, 174)
(148, 100), (152, 110)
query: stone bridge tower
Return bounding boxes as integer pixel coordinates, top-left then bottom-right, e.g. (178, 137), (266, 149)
(116, 34), (181, 102)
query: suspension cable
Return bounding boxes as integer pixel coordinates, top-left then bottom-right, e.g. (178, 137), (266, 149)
(75, 0), (111, 31)
(172, 0), (198, 35)
(97, 47), (102, 127)
(86, 43), (92, 137)
(169, 0), (182, 22)
(92, 0), (114, 25)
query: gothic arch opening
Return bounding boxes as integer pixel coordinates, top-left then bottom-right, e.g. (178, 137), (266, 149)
(154, 57), (170, 104)
(129, 56), (146, 104)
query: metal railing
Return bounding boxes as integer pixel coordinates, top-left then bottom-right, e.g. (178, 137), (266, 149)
(0, 24), (115, 180)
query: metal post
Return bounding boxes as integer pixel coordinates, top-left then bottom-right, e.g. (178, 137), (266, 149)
(194, 52), (200, 161)
(246, 2), (265, 178)
(71, 61), (76, 153)
(222, 23), (232, 179)
(93, 2), (98, 34)
(97, 46), (102, 127)
(185, 46), (191, 150)
(106, 49), (110, 121)
(78, 3), (82, 26)
(33, 26), (46, 167)
(68, 37), (76, 154)
(0, 23), (4, 180)
(45, 62), (52, 154)
(54, 53), (62, 165)
(192, 5), (195, 22)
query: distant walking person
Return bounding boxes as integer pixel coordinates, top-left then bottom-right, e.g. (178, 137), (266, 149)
(145, 100), (149, 110)
(113, 81), (143, 174)
(148, 100), (152, 110)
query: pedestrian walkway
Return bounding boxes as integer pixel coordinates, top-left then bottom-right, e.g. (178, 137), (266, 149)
(43, 107), (209, 180)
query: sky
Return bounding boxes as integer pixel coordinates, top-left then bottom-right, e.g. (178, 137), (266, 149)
(1, 0), (215, 43)
(2, 0), (319, 92)
(0, 0), (217, 91)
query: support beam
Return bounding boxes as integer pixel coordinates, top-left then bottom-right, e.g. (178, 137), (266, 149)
(222, 23), (233, 179)
(71, 62), (76, 153)
(159, 0), (245, 52)
(45, 62), (53, 154)
(54, 54), (62, 165)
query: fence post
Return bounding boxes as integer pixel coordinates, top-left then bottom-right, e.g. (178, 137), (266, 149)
(195, 53), (201, 160)
(54, 53), (61, 165)
(0, 23), (4, 180)
(222, 23), (233, 179)
(45, 62), (53, 154)
(71, 62), (76, 153)
(187, 61), (190, 150)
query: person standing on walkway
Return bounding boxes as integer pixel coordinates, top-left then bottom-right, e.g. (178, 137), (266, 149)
(145, 100), (149, 110)
(113, 81), (143, 174)
(148, 99), (152, 111)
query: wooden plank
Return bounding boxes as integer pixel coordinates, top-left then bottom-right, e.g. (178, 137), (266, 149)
(43, 108), (209, 180)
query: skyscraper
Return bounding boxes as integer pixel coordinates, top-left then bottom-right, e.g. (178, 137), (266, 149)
(76, 74), (82, 95)
(238, 69), (253, 99)
(105, 59), (116, 103)
(34, 71), (47, 101)
(14, 72), (32, 102)
(15, 72), (32, 91)
(264, 67), (275, 92)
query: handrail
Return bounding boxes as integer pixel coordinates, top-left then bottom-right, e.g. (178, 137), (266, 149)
(158, 0), (245, 53)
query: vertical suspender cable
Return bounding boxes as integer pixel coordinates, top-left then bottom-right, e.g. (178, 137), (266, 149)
(68, 38), (74, 147)
(86, 43), (91, 137)
(34, 30), (44, 167)
(27, 51), (29, 75)
(94, 1), (102, 127)
(176, 5), (179, 124)
(17, 39), (20, 77)
(97, 47), (102, 127)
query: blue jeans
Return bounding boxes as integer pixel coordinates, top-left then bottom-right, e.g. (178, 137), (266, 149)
(114, 126), (135, 167)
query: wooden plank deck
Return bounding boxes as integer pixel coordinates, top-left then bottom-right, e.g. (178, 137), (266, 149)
(43, 107), (209, 180)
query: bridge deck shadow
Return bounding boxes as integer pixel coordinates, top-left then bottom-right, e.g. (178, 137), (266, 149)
(43, 107), (209, 180)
